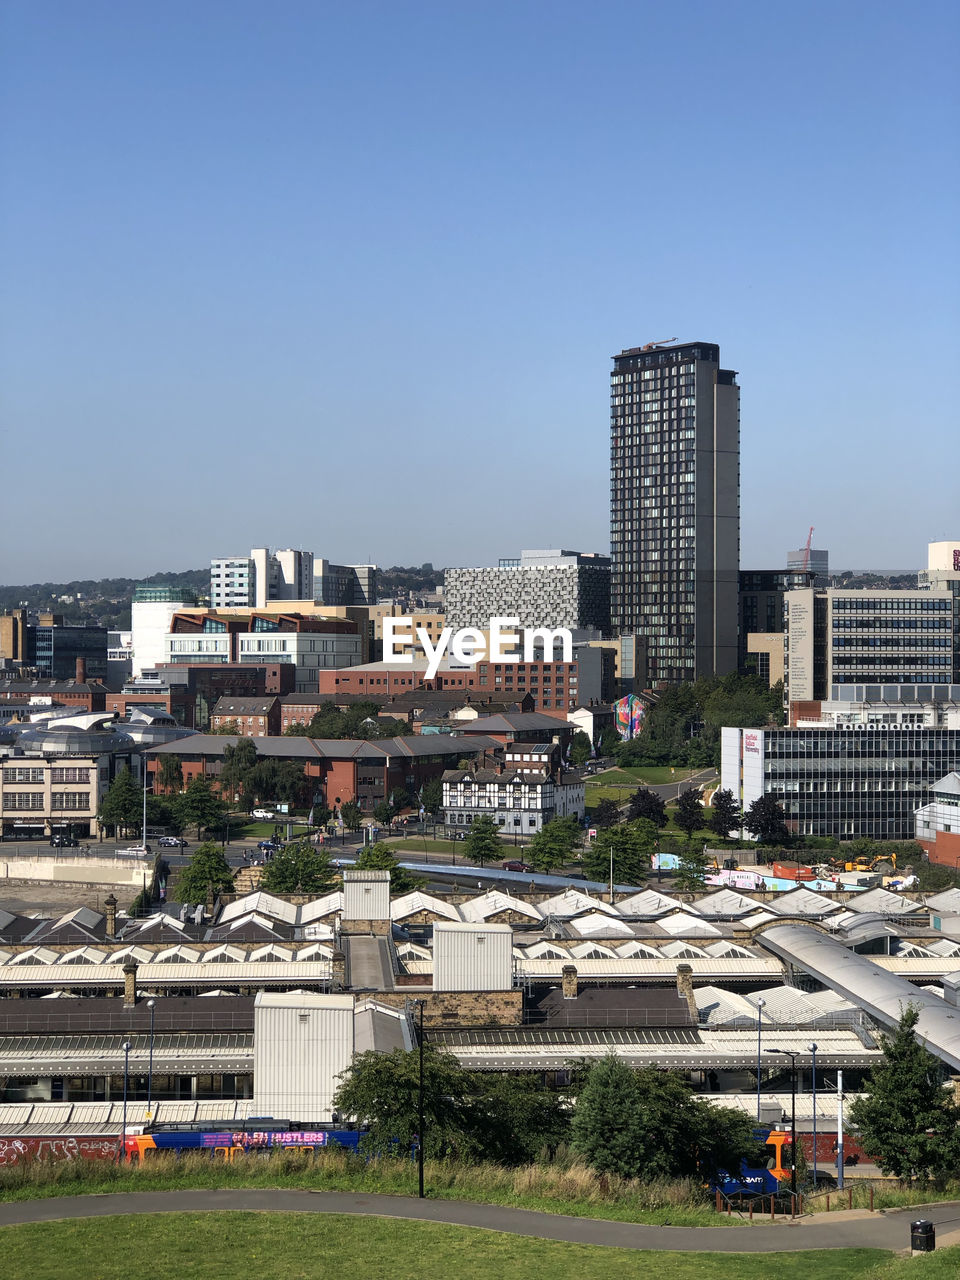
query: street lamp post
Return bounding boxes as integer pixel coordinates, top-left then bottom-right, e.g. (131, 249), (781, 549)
(808, 1042), (818, 1188)
(755, 998), (766, 1122)
(121, 1040), (131, 1163)
(147, 999), (157, 1116)
(415, 1000), (425, 1200)
(766, 1048), (798, 1196)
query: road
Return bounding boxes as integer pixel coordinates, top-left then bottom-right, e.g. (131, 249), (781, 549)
(0, 1189), (957, 1252)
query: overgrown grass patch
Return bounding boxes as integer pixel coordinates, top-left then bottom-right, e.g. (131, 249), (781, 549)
(0, 1213), (910, 1280)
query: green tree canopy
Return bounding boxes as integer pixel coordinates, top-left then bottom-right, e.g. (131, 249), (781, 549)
(354, 842), (421, 895)
(743, 794), (790, 845)
(174, 776), (226, 839)
(260, 840), (338, 895)
(462, 814), (502, 867)
(582, 820), (656, 886)
(420, 777), (443, 815)
(850, 1006), (960, 1184)
(333, 1043), (478, 1160)
(287, 701), (401, 740)
(628, 787), (667, 827)
(219, 737), (258, 804)
(527, 817), (580, 873)
(245, 758), (307, 807)
(674, 787), (704, 840)
(176, 841), (235, 905)
(573, 1057), (757, 1181)
(98, 767), (143, 836)
(569, 730), (592, 766)
(708, 788), (741, 841)
(591, 798), (621, 829)
(373, 801), (394, 827)
(339, 801), (363, 831)
(156, 754), (184, 795)
(674, 845), (709, 892)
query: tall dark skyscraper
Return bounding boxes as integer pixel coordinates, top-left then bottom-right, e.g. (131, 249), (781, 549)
(610, 340), (740, 685)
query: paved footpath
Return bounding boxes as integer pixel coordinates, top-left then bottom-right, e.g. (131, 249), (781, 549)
(2, 1190), (960, 1252)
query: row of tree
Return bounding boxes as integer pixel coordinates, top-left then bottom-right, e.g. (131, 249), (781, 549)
(332, 1047), (758, 1179)
(624, 786), (791, 845)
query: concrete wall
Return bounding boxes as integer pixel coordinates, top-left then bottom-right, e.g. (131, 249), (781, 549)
(0, 858), (147, 887)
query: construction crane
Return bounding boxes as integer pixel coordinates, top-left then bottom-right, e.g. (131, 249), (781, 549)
(641, 337), (678, 351)
(801, 526), (815, 572)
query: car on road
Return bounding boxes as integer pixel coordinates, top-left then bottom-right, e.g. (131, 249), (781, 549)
(50, 834), (79, 847)
(251, 808), (275, 821)
(502, 860), (532, 872)
(117, 845), (151, 858)
(157, 835), (188, 848)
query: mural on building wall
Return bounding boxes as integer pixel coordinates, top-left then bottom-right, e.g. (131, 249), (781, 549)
(614, 694), (646, 739)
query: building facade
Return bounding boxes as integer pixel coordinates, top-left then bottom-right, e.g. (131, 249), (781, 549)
(915, 772), (960, 865)
(785, 588), (957, 702)
(721, 724), (960, 841)
(444, 550), (611, 634)
(738, 569), (816, 675)
(610, 340), (739, 684)
(442, 756), (585, 837)
(131, 584), (201, 678)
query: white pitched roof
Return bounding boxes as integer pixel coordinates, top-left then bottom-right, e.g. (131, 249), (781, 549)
(925, 888), (960, 915)
(570, 941), (620, 958)
(459, 891), (543, 923)
(538, 888), (620, 918)
(931, 772), (960, 796)
(775, 887), (843, 917)
(617, 889), (692, 917)
(696, 889), (767, 918)
(661, 940), (709, 958)
(569, 912), (635, 937)
(390, 891), (461, 922)
(219, 892), (299, 925)
(298, 893), (344, 923)
(656, 912), (722, 937)
(616, 940), (663, 959)
(847, 887), (923, 915)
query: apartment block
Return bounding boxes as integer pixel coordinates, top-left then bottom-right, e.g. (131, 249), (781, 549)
(610, 340), (739, 684)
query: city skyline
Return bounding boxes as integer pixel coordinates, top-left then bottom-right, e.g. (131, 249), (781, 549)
(2, 2), (958, 582)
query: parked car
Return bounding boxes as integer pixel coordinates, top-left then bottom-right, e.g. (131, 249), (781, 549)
(502, 860), (532, 872)
(158, 835), (187, 848)
(50, 834), (79, 848)
(251, 808), (275, 821)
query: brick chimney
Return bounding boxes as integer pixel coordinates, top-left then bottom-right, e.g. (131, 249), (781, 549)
(332, 949), (346, 990)
(104, 894), (118, 939)
(561, 964), (578, 1000)
(122, 961), (138, 1008)
(676, 963), (698, 1021)
(75, 657), (87, 683)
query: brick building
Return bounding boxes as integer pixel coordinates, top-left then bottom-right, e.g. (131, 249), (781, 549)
(210, 697), (282, 736)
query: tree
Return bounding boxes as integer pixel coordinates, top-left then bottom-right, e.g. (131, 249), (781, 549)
(708, 788), (741, 841)
(354, 842), (421, 895)
(571, 1057), (649, 1178)
(149, 853), (171, 903)
(592, 798), (621, 829)
(389, 786), (411, 814)
(582, 820), (656, 886)
(211, 718), (243, 736)
(176, 841), (235, 905)
(333, 1044), (478, 1159)
(219, 737), (258, 804)
(569, 730), (592, 767)
(420, 777), (443, 815)
(174, 776), (226, 840)
(373, 801), (394, 827)
(628, 788), (667, 828)
(98, 767), (143, 837)
(850, 1006), (960, 1184)
(527, 817), (579, 873)
(340, 801), (363, 832)
(573, 1058), (757, 1181)
(674, 845), (709, 892)
(471, 1075), (570, 1164)
(743, 794), (790, 845)
(675, 787), (704, 840)
(260, 840), (338, 895)
(245, 759), (307, 808)
(462, 814), (501, 867)
(156, 754), (184, 795)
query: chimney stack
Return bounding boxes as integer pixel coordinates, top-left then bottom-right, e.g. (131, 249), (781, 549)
(104, 895), (118, 939)
(122, 961), (138, 1008)
(561, 964), (578, 1000)
(676, 963), (698, 1021)
(75, 657), (87, 683)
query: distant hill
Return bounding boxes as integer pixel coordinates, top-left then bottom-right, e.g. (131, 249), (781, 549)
(0, 569), (210, 631)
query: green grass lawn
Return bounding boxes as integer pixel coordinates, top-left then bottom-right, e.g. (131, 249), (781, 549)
(388, 837), (461, 854)
(227, 820), (314, 840)
(0, 1212), (913, 1280)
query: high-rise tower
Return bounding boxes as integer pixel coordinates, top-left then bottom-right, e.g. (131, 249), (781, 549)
(610, 340), (739, 684)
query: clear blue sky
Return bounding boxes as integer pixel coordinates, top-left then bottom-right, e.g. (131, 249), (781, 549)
(2, 0), (957, 582)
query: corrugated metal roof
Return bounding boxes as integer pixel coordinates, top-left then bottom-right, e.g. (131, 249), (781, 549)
(514, 957), (782, 979)
(0, 960), (332, 988)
